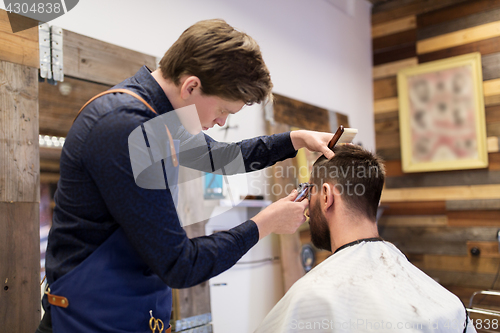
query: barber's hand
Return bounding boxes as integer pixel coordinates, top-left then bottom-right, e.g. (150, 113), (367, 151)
(252, 190), (309, 240)
(290, 130), (335, 159)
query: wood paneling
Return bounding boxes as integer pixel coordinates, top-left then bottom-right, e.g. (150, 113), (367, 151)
(378, 215), (447, 227)
(417, 0), (500, 29)
(0, 202), (40, 332)
(374, 77), (398, 100)
(482, 52), (500, 81)
(373, 29), (417, 51)
(418, 36), (500, 63)
(411, 253), (500, 274)
(0, 61), (39, 202)
(376, 147), (401, 161)
(373, 57), (418, 79)
(0, 55), (40, 333)
(39, 76), (112, 137)
(385, 170), (500, 188)
(486, 94), (500, 106)
(381, 184), (500, 202)
(487, 119), (500, 136)
(383, 159), (404, 177)
(447, 210), (500, 227)
(272, 94), (330, 133)
(417, 21), (500, 54)
(484, 78), (500, 96)
(467, 241), (500, 258)
(446, 199), (500, 210)
(382, 201), (447, 215)
(0, 10), (38, 68)
(418, 7), (500, 40)
(373, 44), (416, 66)
(372, 0), (500, 297)
(372, 15), (416, 38)
(374, 97), (398, 114)
(488, 136), (500, 152)
(372, 0), (469, 25)
(63, 30), (157, 85)
(424, 270), (498, 289)
(380, 226), (498, 255)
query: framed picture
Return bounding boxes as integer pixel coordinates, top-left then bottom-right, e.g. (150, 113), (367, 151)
(397, 52), (488, 173)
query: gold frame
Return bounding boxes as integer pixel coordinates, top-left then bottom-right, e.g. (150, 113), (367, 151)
(397, 52), (488, 173)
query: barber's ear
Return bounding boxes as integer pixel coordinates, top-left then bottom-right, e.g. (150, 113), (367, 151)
(180, 76), (201, 99)
(322, 183), (335, 212)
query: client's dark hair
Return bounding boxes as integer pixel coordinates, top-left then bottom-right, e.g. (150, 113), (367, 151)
(310, 145), (386, 221)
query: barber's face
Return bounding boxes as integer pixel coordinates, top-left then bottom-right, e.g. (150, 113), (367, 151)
(308, 186), (332, 252)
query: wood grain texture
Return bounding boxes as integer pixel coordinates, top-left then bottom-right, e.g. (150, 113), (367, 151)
(39, 77), (111, 137)
(417, 0), (500, 29)
(0, 61), (39, 202)
(482, 52), (500, 81)
(379, 226), (499, 256)
(0, 10), (38, 68)
(411, 253), (500, 274)
(487, 105), (500, 123)
(373, 57), (418, 79)
(417, 21), (500, 54)
(447, 210), (500, 227)
(385, 170), (500, 189)
(423, 270), (497, 289)
(63, 30), (157, 85)
(376, 147), (401, 161)
(418, 7), (500, 40)
(375, 131), (400, 150)
(373, 97), (398, 114)
(418, 35), (500, 64)
(484, 78), (500, 96)
(378, 153), (500, 174)
(372, 0), (469, 25)
(467, 241), (500, 258)
(487, 119), (500, 136)
(383, 159), (404, 177)
(381, 184), (500, 202)
(267, 122), (304, 292)
(373, 29), (417, 51)
(272, 93), (330, 132)
(372, 15), (416, 38)
(488, 136), (500, 152)
(40, 147), (62, 161)
(373, 43), (416, 66)
(378, 215), (448, 227)
(374, 77), (398, 100)
(381, 201), (447, 215)
(446, 199), (500, 210)
(0, 202), (40, 333)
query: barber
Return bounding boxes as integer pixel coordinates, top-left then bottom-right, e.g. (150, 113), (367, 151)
(37, 19), (334, 333)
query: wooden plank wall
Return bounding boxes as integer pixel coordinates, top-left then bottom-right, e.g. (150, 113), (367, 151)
(0, 9), (40, 332)
(372, 0), (500, 303)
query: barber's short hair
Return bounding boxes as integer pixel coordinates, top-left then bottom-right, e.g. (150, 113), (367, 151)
(311, 145), (386, 221)
(159, 19), (273, 105)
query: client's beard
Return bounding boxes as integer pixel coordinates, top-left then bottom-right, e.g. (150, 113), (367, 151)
(309, 199), (332, 252)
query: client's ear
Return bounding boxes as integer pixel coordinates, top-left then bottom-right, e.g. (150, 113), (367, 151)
(322, 183), (335, 212)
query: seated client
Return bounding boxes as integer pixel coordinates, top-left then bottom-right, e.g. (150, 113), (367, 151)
(255, 145), (475, 333)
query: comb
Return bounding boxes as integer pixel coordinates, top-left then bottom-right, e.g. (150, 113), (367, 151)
(327, 125), (358, 150)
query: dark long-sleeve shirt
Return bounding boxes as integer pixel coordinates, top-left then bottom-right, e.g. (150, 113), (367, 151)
(45, 66), (297, 289)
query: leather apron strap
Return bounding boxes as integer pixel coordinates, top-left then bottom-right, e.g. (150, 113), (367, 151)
(74, 88), (178, 167)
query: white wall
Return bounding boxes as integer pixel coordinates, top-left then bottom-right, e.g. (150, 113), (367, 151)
(4, 0), (374, 150)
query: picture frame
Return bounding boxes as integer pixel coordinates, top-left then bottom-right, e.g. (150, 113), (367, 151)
(397, 52), (488, 173)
